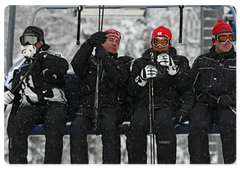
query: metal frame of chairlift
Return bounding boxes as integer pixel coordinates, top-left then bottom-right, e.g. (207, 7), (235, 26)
(5, 5), (236, 73)
(29, 5), (236, 26)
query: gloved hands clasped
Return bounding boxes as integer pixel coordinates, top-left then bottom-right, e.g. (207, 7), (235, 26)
(157, 53), (179, 75)
(4, 91), (15, 105)
(135, 65), (158, 87)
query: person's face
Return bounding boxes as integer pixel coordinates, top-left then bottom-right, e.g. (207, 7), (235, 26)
(102, 37), (120, 54)
(214, 40), (233, 53)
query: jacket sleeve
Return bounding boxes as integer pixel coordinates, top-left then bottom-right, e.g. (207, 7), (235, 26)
(71, 40), (93, 78)
(101, 55), (132, 86)
(170, 55), (191, 88)
(128, 58), (148, 98)
(38, 52), (69, 76)
(173, 56), (195, 114)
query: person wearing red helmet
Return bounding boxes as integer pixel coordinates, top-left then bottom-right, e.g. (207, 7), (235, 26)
(188, 19), (236, 164)
(127, 26), (192, 164)
(70, 30), (132, 164)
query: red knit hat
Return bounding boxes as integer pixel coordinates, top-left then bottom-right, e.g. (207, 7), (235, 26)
(212, 19), (234, 43)
(151, 26), (172, 48)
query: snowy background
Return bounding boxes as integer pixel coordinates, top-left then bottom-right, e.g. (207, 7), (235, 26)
(3, 5), (235, 164)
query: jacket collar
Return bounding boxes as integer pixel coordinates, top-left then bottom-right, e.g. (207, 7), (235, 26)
(142, 47), (177, 60)
(209, 45), (235, 61)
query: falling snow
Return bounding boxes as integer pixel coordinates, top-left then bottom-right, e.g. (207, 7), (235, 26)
(4, 5), (232, 164)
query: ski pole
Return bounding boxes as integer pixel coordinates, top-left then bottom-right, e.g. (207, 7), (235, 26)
(148, 79), (155, 164)
(4, 57), (38, 112)
(93, 5), (105, 135)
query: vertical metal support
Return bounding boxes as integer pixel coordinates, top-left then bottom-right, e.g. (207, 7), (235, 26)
(6, 5), (16, 75)
(200, 7), (223, 54)
(179, 5), (184, 43)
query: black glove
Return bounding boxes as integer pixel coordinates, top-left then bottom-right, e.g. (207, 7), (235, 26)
(95, 45), (107, 59)
(217, 95), (234, 108)
(89, 31), (107, 46)
(175, 109), (188, 124)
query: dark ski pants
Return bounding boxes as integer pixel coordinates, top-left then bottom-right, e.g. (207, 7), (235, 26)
(70, 107), (121, 164)
(126, 106), (177, 164)
(7, 102), (68, 164)
(188, 102), (236, 164)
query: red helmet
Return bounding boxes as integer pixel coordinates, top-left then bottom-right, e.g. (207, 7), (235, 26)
(151, 26), (172, 48)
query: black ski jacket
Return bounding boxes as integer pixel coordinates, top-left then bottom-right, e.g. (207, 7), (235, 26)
(71, 40), (132, 118)
(4, 50), (69, 121)
(4, 50), (69, 105)
(128, 47), (193, 113)
(192, 45), (236, 106)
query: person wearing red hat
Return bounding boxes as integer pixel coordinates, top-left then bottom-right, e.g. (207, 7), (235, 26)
(188, 19), (236, 164)
(70, 30), (132, 164)
(127, 26), (192, 163)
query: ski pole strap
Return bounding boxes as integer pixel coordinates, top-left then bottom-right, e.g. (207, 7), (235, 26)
(76, 5), (83, 45)
(179, 5), (184, 43)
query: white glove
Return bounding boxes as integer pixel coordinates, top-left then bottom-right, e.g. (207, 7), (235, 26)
(141, 65), (158, 80)
(21, 45), (37, 59)
(135, 65), (158, 87)
(157, 53), (179, 75)
(4, 91), (15, 105)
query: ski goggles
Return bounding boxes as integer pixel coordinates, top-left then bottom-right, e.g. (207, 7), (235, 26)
(152, 37), (170, 48)
(105, 29), (121, 40)
(20, 34), (39, 45)
(214, 33), (235, 44)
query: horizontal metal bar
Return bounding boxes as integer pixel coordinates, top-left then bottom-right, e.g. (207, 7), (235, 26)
(30, 5), (234, 25)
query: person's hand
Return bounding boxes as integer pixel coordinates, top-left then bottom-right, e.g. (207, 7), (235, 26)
(157, 53), (179, 75)
(21, 45), (37, 59)
(135, 65), (158, 87)
(175, 109), (188, 124)
(95, 45), (107, 59)
(89, 31), (107, 46)
(140, 65), (158, 80)
(4, 91), (15, 105)
(217, 95), (234, 108)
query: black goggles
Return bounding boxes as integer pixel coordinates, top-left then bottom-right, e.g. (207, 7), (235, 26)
(20, 34), (39, 46)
